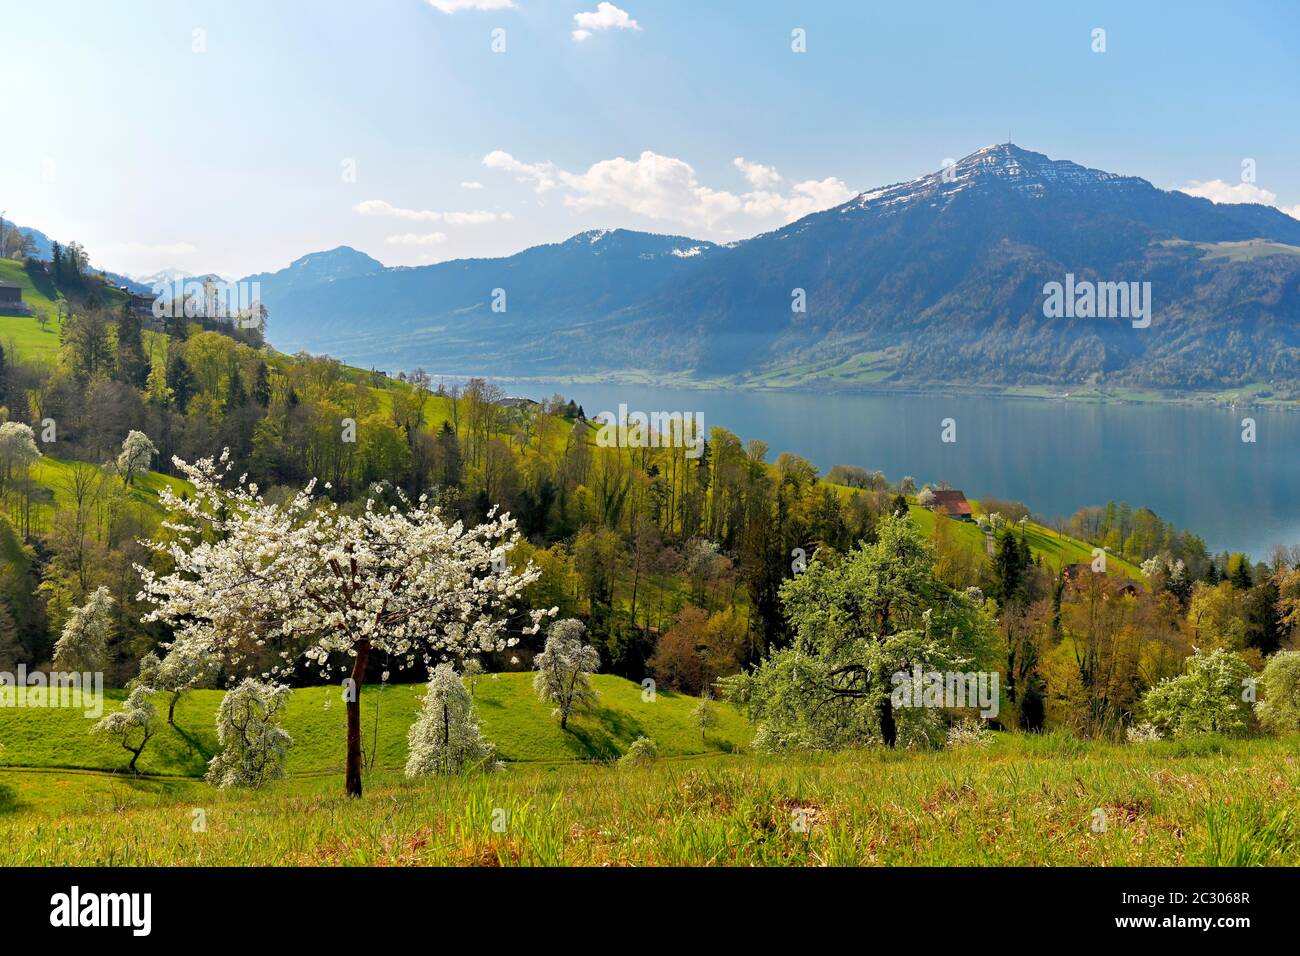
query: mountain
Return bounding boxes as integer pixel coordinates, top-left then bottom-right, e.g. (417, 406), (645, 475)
(242, 246), (382, 298)
(247, 145), (1300, 390)
(245, 231), (720, 365)
(0, 218), (55, 260)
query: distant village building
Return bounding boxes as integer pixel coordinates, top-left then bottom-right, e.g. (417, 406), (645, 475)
(929, 488), (974, 521)
(0, 281), (30, 315)
(1062, 562), (1140, 596)
(129, 292), (158, 317)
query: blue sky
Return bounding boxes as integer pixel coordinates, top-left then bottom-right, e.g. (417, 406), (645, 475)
(2, 0), (1297, 277)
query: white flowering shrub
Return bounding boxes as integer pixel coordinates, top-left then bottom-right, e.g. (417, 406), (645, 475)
(1125, 721), (1163, 743)
(1257, 650), (1300, 735)
(406, 663), (497, 776)
(620, 736), (657, 766)
(0, 421), (40, 484)
(206, 679), (294, 789)
(92, 685), (157, 773)
(137, 450), (549, 797)
(1141, 648), (1254, 738)
(53, 586), (114, 672)
(533, 618), (600, 730)
(945, 718), (992, 749)
(115, 429), (158, 486)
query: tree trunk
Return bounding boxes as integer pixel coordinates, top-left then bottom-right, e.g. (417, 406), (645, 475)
(878, 695), (897, 748)
(346, 640), (370, 798)
(168, 692), (178, 727)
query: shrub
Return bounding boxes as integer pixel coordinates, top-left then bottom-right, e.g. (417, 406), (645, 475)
(1141, 648), (1254, 739)
(406, 663), (497, 776)
(620, 736), (658, 766)
(1125, 721), (1163, 743)
(945, 718), (993, 749)
(206, 679), (293, 789)
(1257, 650), (1300, 735)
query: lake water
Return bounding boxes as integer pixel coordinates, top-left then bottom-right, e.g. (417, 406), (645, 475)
(511, 382), (1299, 559)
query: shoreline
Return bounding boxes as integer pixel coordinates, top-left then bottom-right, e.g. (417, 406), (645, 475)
(475, 372), (1300, 410)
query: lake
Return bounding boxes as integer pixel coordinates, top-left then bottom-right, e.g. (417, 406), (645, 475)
(509, 382), (1299, 559)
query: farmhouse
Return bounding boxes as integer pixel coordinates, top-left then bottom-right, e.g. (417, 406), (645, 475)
(0, 280), (30, 315)
(930, 488), (973, 521)
(129, 292), (158, 316)
(1062, 562), (1140, 596)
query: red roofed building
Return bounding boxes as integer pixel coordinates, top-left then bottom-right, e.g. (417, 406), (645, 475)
(930, 489), (973, 521)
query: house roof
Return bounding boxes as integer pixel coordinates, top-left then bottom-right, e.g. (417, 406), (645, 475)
(930, 488), (972, 516)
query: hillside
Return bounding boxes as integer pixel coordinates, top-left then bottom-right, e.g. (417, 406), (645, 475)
(0, 674), (749, 777)
(239, 145), (1300, 394)
(0, 258), (65, 361)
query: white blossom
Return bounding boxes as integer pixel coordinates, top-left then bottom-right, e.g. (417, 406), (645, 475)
(53, 586), (114, 672)
(135, 451), (550, 797)
(206, 678), (294, 789)
(533, 618), (600, 730)
(405, 663), (497, 776)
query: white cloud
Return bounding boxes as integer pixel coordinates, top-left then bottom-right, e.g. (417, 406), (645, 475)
(483, 148), (854, 231)
(1179, 179), (1300, 219)
(733, 157), (782, 189)
(385, 232), (448, 245)
(572, 3), (640, 41)
(482, 150), (562, 191)
(355, 199), (511, 225)
(460, 181), (484, 190)
(427, 0), (515, 13)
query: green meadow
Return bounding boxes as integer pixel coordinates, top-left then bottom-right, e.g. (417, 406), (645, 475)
(1, 734), (1297, 866)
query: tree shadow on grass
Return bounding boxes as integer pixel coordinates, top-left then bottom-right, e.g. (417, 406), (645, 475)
(150, 723), (216, 776)
(565, 705), (646, 759)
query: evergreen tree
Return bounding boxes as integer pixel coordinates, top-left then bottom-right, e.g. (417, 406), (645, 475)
(251, 362), (271, 407)
(114, 302), (149, 387)
(227, 366), (247, 407)
(436, 421), (462, 487)
(166, 353), (197, 413)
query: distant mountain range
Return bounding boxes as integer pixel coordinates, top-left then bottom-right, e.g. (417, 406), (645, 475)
(16, 144), (1300, 392)
(235, 144), (1300, 392)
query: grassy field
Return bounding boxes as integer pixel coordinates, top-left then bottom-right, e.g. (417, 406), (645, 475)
(1, 735), (1296, 865)
(0, 673), (749, 780)
(905, 503), (1143, 580)
(0, 258), (64, 362)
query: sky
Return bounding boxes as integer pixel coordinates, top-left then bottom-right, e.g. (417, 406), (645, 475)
(2, 0), (1297, 279)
